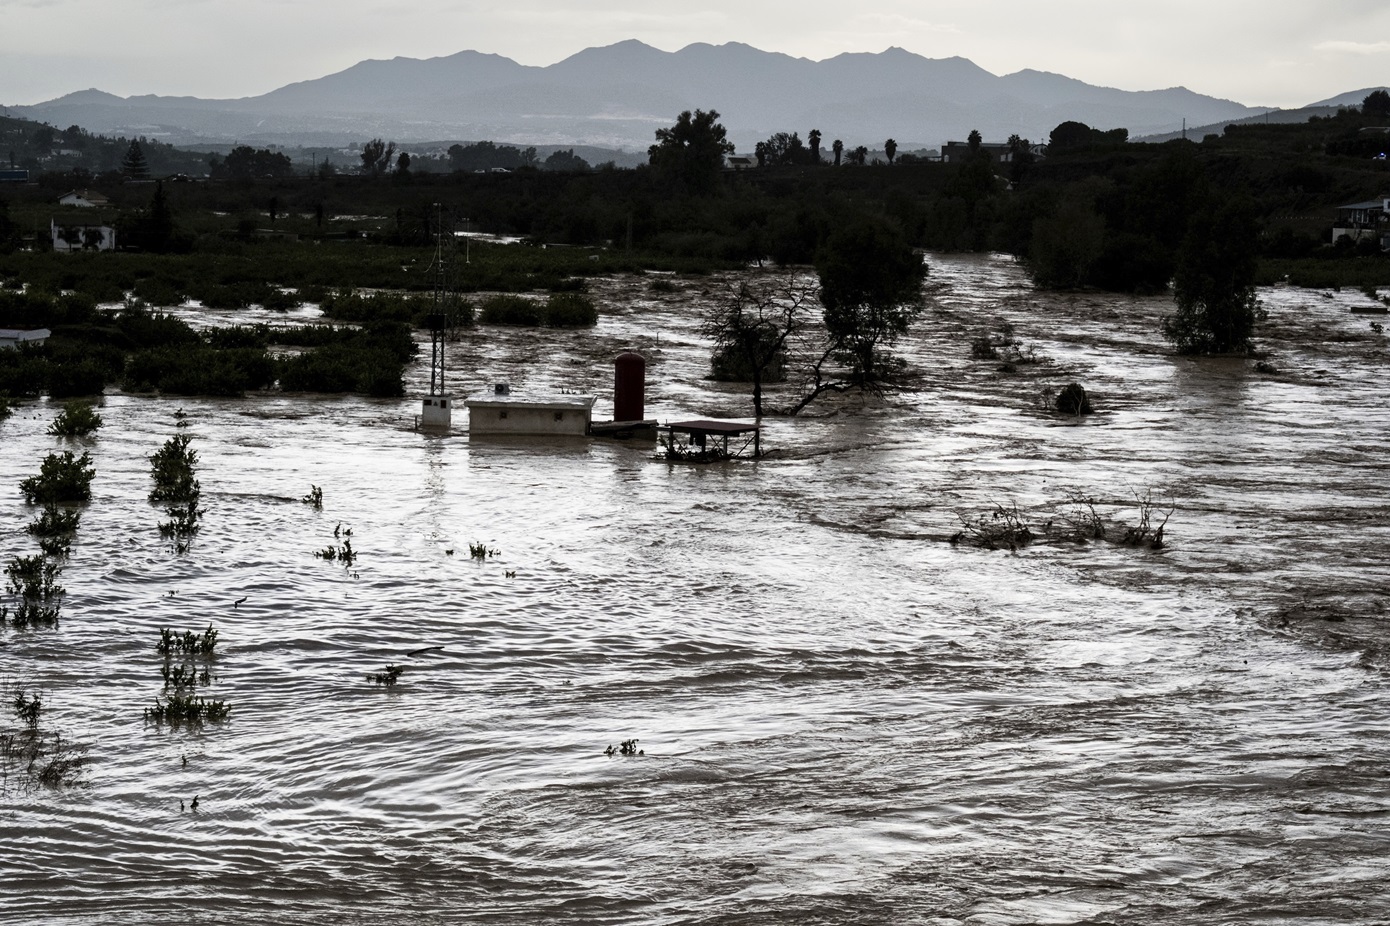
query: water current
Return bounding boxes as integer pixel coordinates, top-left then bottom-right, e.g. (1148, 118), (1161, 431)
(2, 253), (1388, 924)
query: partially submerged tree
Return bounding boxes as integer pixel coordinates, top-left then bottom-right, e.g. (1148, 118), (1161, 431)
(702, 276), (817, 424)
(811, 216), (927, 388)
(1162, 195), (1261, 354)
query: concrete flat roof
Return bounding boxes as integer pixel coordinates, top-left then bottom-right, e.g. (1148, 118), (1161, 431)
(464, 393), (595, 410)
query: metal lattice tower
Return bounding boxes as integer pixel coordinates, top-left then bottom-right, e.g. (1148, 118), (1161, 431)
(424, 204), (457, 398)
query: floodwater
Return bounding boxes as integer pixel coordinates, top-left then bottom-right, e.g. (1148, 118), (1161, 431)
(2, 253), (1389, 925)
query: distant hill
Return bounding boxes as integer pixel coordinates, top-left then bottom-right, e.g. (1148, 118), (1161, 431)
(1134, 86), (1390, 143)
(8, 40), (1265, 153)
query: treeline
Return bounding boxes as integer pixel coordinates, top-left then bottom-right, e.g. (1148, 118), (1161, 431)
(0, 289), (416, 398)
(0, 115), (211, 178)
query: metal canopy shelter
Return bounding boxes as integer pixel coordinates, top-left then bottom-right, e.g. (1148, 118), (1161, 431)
(661, 419), (761, 461)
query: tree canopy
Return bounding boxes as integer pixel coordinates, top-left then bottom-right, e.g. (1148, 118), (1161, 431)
(812, 216), (927, 389)
(648, 109), (734, 194)
(1162, 195), (1261, 355)
(121, 140), (149, 180)
(210, 145), (295, 180)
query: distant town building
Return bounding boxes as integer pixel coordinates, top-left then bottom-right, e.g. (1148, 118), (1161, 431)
(0, 328), (51, 349)
(1332, 197), (1390, 248)
(58, 189), (111, 208)
(50, 219), (117, 252)
(939, 141), (1045, 164)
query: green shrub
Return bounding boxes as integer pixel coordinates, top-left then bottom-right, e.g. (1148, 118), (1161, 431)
(27, 503), (81, 537)
(479, 294), (544, 326)
(47, 400), (103, 437)
(3, 554), (64, 627)
(544, 293), (598, 327)
(0, 393), (14, 422)
(149, 434), (199, 504)
(19, 451), (95, 504)
(132, 278), (184, 308)
(116, 308), (200, 349)
(0, 350), (49, 397)
(124, 345), (276, 396)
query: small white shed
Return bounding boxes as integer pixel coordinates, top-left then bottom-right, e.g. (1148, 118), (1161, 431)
(464, 387), (595, 436)
(0, 328), (51, 349)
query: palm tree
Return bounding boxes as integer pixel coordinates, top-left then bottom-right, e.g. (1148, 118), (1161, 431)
(832, 139), (844, 167)
(809, 129), (822, 164)
(884, 138), (897, 164)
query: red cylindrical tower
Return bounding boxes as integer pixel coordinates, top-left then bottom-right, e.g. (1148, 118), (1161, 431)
(613, 351), (646, 422)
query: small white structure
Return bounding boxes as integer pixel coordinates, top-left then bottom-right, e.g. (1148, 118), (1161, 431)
(420, 395), (453, 430)
(58, 189), (110, 208)
(51, 219), (116, 252)
(0, 328), (51, 349)
(464, 385), (595, 436)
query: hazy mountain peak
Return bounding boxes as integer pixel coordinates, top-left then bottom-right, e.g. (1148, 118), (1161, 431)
(14, 40), (1274, 151)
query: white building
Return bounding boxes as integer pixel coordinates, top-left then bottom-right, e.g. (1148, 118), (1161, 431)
(51, 219), (116, 252)
(57, 189), (111, 208)
(0, 328), (51, 349)
(464, 387), (595, 436)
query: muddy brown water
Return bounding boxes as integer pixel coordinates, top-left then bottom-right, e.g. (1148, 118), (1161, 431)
(2, 253), (1388, 924)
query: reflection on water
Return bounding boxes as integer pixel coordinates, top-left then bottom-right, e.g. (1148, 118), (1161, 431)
(3, 254), (1389, 924)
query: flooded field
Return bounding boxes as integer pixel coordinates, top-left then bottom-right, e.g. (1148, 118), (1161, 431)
(2, 253), (1389, 924)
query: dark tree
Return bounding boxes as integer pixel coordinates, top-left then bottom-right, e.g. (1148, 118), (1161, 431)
(543, 149), (591, 171)
(1363, 89), (1390, 118)
(847, 146), (868, 166)
(121, 140), (150, 180)
(360, 138), (396, 176)
(787, 217), (927, 414)
(755, 131), (808, 167)
(967, 129), (982, 155)
(395, 151), (411, 175)
(832, 138), (844, 167)
(212, 146), (294, 180)
(884, 138), (897, 165)
(446, 141), (537, 172)
(1006, 134), (1035, 183)
(143, 180), (176, 252)
(809, 129), (822, 164)
(702, 276), (817, 432)
(648, 109), (735, 195)
(1162, 196), (1261, 355)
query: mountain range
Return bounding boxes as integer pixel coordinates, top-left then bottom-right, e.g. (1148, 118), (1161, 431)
(6, 40), (1271, 153)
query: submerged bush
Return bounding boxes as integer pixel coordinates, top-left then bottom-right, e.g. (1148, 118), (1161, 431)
(124, 344), (276, 396)
(479, 294), (544, 326)
(47, 400), (103, 437)
(544, 293), (598, 327)
(3, 554), (65, 627)
(19, 451), (95, 504)
(149, 434), (200, 504)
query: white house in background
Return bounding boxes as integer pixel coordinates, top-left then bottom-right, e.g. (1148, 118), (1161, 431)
(0, 328), (51, 349)
(1332, 196), (1390, 248)
(725, 155), (756, 170)
(57, 189), (110, 208)
(50, 219), (116, 252)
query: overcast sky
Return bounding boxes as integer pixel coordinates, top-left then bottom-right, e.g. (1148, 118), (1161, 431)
(2, 0), (1387, 108)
